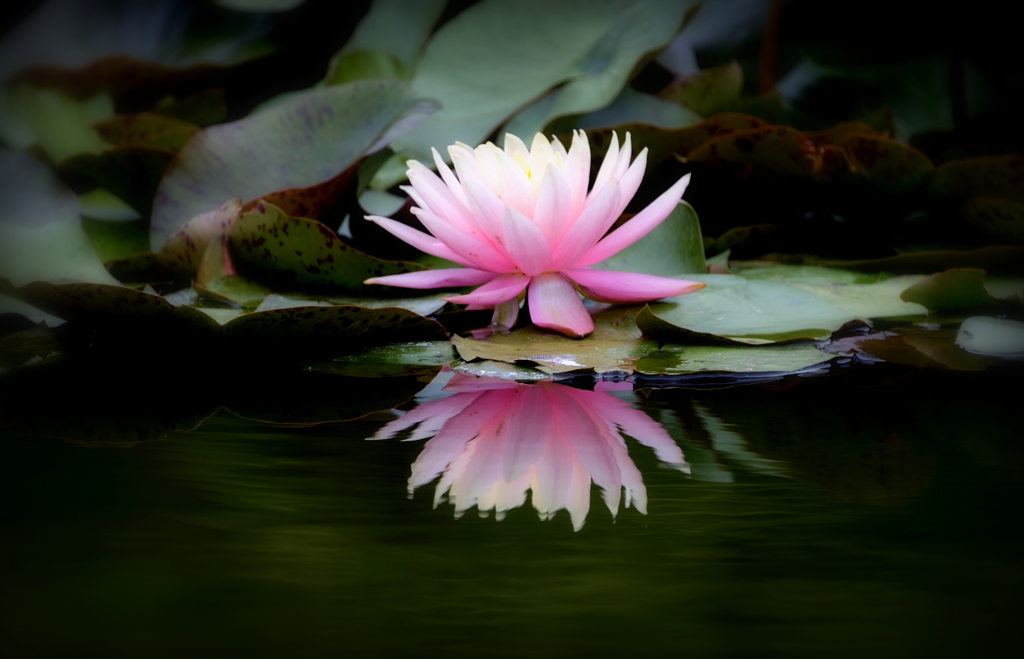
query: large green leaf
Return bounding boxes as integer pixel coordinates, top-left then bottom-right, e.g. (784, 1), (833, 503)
(150, 80), (440, 249)
(227, 201), (426, 290)
(0, 150), (118, 286)
(592, 202), (707, 276)
(337, 0), (447, 72)
(636, 274), (858, 344)
(633, 343), (833, 376)
(388, 0), (696, 167)
(899, 268), (1001, 310)
(570, 87), (703, 131)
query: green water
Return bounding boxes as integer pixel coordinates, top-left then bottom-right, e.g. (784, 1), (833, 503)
(2, 369), (1021, 658)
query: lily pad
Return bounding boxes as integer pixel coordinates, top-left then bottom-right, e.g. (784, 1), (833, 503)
(929, 155), (1024, 202)
(807, 245), (1024, 275)
(592, 202), (707, 276)
(340, 0), (447, 71)
(827, 326), (989, 371)
(150, 80), (441, 249)
(81, 217), (150, 263)
(390, 0), (697, 165)
(955, 316), (1024, 356)
(159, 199), (243, 273)
(452, 309), (654, 374)
(636, 274), (858, 344)
(962, 197), (1024, 242)
(686, 124), (818, 180)
(658, 61), (744, 116)
(828, 133), (933, 195)
(94, 112), (200, 151)
(0, 149), (118, 286)
(574, 87), (702, 131)
(227, 200), (426, 290)
(900, 268), (1001, 310)
(633, 343), (833, 375)
(60, 146), (175, 217)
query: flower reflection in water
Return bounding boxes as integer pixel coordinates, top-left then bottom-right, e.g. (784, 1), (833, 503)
(372, 374), (689, 531)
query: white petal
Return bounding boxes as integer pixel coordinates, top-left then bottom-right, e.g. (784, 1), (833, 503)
(533, 165), (573, 243)
(550, 179), (620, 270)
(364, 215), (474, 267)
(564, 130), (591, 214)
(412, 206), (515, 272)
(590, 131), (620, 199)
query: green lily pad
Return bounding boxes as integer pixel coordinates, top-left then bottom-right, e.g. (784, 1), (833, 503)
(60, 146), (175, 217)
(390, 0), (697, 166)
(962, 197), (1024, 242)
(2, 85), (112, 162)
(78, 187), (141, 221)
(93, 112), (199, 151)
(633, 343), (833, 375)
(955, 316), (1024, 356)
(0, 150), (118, 286)
(150, 80), (441, 249)
(735, 266), (928, 318)
(453, 359), (554, 381)
(452, 309), (654, 374)
(574, 87), (702, 131)
(81, 217), (150, 263)
(314, 340), (454, 378)
(900, 268), (1001, 310)
(340, 0), (447, 72)
(592, 202), (707, 276)
(828, 133), (933, 195)
(658, 61), (744, 116)
(195, 276), (271, 309)
(636, 274), (858, 344)
(159, 199), (243, 274)
(227, 200), (426, 291)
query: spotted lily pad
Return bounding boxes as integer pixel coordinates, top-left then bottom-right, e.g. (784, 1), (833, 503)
(227, 200), (426, 291)
(94, 112), (200, 151)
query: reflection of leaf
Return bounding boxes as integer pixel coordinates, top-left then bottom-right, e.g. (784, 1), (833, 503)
(826, 326), (990, 371)
(228, 201), (425, 291)
(150, 80), (440, 249)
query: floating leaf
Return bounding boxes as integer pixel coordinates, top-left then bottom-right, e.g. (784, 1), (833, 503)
(929, 155), (1024, 202)
(962, 197), (1024, 242)
(955, 317), (1024, 356)
(807, 245), (1024, 275)
(686, 125), (818, 180)
(2, 85), (111, 161)
(0, 150), (118, 286)
(81, 217), (149, 263)
(391, 0), (697, 165)
(827, 133), (933, 194)
(453, 309), (654, 374)
(636, 274), (857, 344)
(827, 326), (989, 371)
(228, 200), (425, 290)
(195, 276), (270, 309)
(575, 87), (702, 130)
(150, 80), (441, 249)
(593, 202), (707, 276)
(633, 343), (833, 375)
(900, 268), (1000, 310)
(340, 0), (447, 71)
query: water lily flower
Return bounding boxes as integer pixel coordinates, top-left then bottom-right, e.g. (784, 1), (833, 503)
(364, 131), (705, 337)
(370, 373), (690, 531)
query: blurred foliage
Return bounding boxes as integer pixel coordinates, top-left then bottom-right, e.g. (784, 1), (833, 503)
(0, 0), (1021, 381)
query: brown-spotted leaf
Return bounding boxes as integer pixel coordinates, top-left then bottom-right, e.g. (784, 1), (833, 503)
(228, 200), (426, 291)
(962, 197), (1024, 242)
(94, 112), (200, 151)
(582, 113), (770, 167)
(222, 304), (447, 358)
(828, 133), (933, 195)
(159, 199), (242, 273)
(929, 155), (1024, 202)
(686, 124), (818, 180)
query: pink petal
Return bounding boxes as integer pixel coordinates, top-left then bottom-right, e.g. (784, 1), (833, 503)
(527, 273), (594, 338)
(533, 165), (573, 243)
(563, 130), (591, 215)
(611, 148), (647, 219)
(431, 148), (470, 208)
(563, 268), (705, 303)
(445, 273), (531, 305)
(365, 267), (496, 288)
(406, 161), (476, 232)
(502, 206), (552, 276)
(590, 131), (620, 199)
(365, 215), (474, 267)
(575, 173), (691, 267)
(412, 207), (516, 272)
(549, 180), (620, 270)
